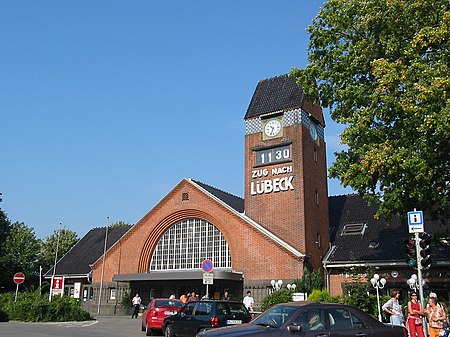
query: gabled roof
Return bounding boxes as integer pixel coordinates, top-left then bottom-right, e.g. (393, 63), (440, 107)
(191, 179), (244, 213)
(245, 74), (305, 119)
(326, 195), (450, 265)
(45, 225), (131, 277)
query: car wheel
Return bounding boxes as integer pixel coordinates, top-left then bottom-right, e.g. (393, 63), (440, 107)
(145, 322), (154, 336)
(165, 325), (176, 337)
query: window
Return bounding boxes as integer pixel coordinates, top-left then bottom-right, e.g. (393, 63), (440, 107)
(182, 302), (196, 315)
(110, 288), (116, 300)
(327, 308), (353, 330)
(182, 192), (189, 201)
(293, 309), (325, 331)
(149, 218), (231, 271)
(194, 302), (212, 316)
(341, 223), (367, 236)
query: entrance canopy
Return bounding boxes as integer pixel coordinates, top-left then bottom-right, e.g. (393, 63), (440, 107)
(112, 270), (243, 282)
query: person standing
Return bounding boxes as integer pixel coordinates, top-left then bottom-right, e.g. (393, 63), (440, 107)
(427, 297), (446, 337)
(243, 291), (254, 312)
(131, 293), (141, 319)
(222, 291), (231, 301)
(407, 292), (425, 337)
(382, 289), (404, 326)
(188, 291), (198, 302)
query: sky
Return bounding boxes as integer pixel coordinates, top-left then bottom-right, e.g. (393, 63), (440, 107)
(0, 1), (353, 240)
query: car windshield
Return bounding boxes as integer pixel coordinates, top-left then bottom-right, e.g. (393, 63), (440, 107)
(252, 305), (298, 328)
(154, 300), (183, 307)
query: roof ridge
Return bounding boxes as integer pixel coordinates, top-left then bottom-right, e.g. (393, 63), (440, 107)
(190, 179), (243, 200)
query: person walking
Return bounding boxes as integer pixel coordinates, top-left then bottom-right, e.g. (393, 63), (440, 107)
(382, 289), (404, 326)
(407, 292), (425, 337)
(243, 291), (254, 312)
(131, 293), (141, 319)
(427, 297), (447, 337)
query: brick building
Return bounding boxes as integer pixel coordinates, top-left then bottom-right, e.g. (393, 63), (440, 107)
(46, 74), (450, 315)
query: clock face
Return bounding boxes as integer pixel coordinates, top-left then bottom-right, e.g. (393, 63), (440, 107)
(264, 119), (282, 137)
(310, 123), (318, 141)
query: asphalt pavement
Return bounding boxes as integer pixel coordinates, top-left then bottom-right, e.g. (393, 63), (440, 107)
(0, 315), (153, 337)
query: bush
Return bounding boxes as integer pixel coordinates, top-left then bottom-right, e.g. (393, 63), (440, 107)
(0, 291), (92, 322)
(260, 289), (294, 311)
(307, 289), (341, 303)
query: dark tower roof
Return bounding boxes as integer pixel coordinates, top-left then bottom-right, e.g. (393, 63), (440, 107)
(245, 74), (324, 126)
(245, 74), (304, 119)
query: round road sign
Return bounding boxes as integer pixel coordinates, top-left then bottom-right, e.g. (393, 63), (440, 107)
(201, 259), (214, 273)
(13, 272), (25, 285)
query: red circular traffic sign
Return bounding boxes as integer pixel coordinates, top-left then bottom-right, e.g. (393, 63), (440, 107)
(201, 259), (214, 273)
(13, 272), (25, 285)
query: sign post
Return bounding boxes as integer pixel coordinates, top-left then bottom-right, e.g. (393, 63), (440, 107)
(407, 210), (425, 309)
(201, 259), (214, 298)
(13, 272), (25, 302)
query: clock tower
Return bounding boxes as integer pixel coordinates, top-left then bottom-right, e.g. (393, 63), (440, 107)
(244, 74), (329, 271)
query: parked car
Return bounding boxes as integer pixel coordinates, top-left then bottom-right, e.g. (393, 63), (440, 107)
(195, 301), (409, 337)
(162, 300), (252, 337)
(141, 298), (183, 335)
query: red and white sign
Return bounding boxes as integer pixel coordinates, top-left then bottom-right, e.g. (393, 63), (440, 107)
(51, 276), (65, 296)
(13, 272), (25, 285)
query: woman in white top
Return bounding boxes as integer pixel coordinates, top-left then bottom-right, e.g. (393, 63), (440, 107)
(382, 289), (404, 326)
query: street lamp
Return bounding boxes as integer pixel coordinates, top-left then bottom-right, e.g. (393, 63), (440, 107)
(370, 273), (386, 322)
(287, 283), (297, 291)
(407, 274), (423, 291)
(271, 279), (283, 291)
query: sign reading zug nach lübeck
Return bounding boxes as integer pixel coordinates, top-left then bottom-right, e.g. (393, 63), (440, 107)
(250, 165), (294, 195)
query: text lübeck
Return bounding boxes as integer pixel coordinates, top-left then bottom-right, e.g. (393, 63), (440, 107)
(250, 176), (294, 195)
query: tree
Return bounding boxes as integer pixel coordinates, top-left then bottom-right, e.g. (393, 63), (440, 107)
(0, 222), (41, 291)
(292, 0), (450, 223)
(40, 228), (79, 274)
(0, 209), (12, 291)
(295, 269), (323, 294)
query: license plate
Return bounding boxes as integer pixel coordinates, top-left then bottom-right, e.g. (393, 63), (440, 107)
(227, 320), (242, 325)
(164, 310), (176, 315)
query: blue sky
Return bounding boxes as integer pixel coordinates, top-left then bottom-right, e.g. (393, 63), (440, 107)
(1, 1), (352, 239)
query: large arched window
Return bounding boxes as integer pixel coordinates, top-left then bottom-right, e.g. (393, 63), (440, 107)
(149, 218), (231, 271)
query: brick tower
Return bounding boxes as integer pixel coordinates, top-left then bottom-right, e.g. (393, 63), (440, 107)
(244, 74), (329, 270)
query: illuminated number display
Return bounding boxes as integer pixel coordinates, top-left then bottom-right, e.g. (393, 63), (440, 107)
(256, 145), (291, 165)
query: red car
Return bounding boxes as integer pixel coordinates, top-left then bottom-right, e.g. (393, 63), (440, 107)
(141, 298), (183, 336)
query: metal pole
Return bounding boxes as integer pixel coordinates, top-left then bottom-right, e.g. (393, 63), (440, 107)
(376, 285), (382, 322)
(49, 222), (62, 302)
(414, 232), (425, 307)
(97, 217), (109, 315)
(14, 284), (19, 302)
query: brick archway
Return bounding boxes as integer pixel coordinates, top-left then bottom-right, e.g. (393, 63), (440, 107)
(137, 209), (225, 273)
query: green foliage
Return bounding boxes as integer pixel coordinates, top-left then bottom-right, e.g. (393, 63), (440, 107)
(343, 283), (378, 317)
(40, 228), (79, 274)
(260, 289), (294, 311)
(0, 291), (91, 322)
(295, 269), (323, 294)
(308, 289), (341, 303)
(292, 0), (450, 223)
(0, 221), (41, 291)
(110, 221), (131, 227)
(121, 291), (132, 308)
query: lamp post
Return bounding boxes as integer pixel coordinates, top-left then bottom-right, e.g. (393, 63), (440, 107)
(370, 273), (386, 322)
(407, 274), (419, 290)
(270, 279), (283, 291)
(287, 283), (297, 291)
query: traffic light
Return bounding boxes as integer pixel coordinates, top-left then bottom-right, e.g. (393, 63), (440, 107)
(419, 233), (432, 269)
(405, 239), (417, 268)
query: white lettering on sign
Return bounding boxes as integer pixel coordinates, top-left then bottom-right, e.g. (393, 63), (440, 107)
(250, 176), (294, 195)
(272, 166), (293, 175)
(252, 169), (269, 179)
